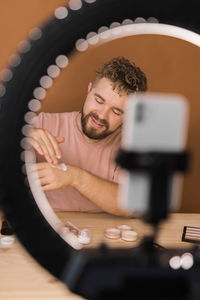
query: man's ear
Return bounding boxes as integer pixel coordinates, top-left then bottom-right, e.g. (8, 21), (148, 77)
(88, 82), (92, 93)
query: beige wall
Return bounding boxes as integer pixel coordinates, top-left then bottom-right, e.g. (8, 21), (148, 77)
(1, 1), (200, 213)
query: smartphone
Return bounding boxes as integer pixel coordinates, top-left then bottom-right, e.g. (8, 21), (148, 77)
(118, 92), (189, 215)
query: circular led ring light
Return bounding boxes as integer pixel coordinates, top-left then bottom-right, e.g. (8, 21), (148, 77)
(0, 0), (200, 291)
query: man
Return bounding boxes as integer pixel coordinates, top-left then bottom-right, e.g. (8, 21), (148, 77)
(29, 56), (147, 216)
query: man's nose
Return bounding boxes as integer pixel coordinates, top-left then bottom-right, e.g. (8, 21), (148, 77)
(98, 107), (109, 120)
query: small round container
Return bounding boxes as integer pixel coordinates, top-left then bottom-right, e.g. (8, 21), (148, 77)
(116, 224), (132, 231)
(0, 236), (15, 245)
(104, 227), (121, 240)
(121, 230), (138, 242)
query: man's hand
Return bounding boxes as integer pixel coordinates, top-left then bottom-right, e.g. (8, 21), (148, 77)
(28, 128), (65, 164)
(31, 162), (78, 191)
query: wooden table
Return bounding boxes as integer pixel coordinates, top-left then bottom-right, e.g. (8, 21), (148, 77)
(0, 212), (199, 299)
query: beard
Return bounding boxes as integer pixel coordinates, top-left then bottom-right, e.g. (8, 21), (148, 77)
(81, 111), (113, 140)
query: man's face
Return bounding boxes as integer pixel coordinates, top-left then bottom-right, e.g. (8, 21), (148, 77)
(81, 78), (128, 140)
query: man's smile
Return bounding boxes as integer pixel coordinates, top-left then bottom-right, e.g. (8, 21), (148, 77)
(90, 116), (105, 129)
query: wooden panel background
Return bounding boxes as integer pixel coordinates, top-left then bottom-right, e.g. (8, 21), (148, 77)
(0, 1), (200, 213)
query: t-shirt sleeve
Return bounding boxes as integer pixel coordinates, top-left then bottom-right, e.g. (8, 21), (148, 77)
(110, 140), (122, 184)
(30, 112), (59, 138)
(112, 165), (122, 184)
(30, 112), (45, 129)
(29, 112), (53, 163)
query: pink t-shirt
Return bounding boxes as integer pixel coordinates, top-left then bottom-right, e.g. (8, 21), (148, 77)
(32, 111), (121, 212)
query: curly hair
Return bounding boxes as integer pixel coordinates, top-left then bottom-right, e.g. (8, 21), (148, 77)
(93, 56), (147, 94)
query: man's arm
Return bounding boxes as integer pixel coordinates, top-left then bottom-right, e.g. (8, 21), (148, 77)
(33, 163), (132, 217)
(73, 167), (131, 217)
